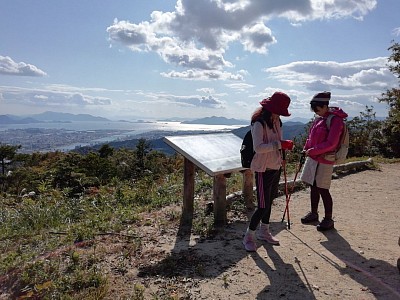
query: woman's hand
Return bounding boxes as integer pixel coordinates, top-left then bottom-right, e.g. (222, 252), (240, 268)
(304, 148), (313, 156)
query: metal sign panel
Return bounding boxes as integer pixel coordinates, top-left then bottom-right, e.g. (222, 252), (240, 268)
(164, 132), (246, 176)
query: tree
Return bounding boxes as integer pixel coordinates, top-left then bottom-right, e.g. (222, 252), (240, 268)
(81, 151), (116, 183)
(134, 138), (152, 177)
(0, 144), (21, 175)
(98, 144), (114, 158)
(110, 148), (136, 180)
(347, 106), (382, 157)
(379, 41), (400, 157)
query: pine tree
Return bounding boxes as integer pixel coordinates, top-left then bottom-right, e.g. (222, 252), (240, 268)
(379, 41), (400, 157)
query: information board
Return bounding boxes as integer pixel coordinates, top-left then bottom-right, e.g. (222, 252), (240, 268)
(164, 132), (246, 176)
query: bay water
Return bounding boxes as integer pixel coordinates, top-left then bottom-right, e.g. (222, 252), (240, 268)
(0, 121), (244, 152)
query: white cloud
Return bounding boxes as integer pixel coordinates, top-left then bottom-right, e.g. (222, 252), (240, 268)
(241, 22), (276, 54)
(392, 27), (400, 36)
(160, 69), (244, 81)
(225, 82), (255, 91)
(264, 57), (396, 91)
(327, 92), (384, 116)
(235, 100), (251, 108)
(107, 0), (377, 80)
(140, 91), (225, 108)
(107, 19), (232, 74)
(0, 86), (111, 107)
(0, 56), (47, 77)
(285, 0), (377, 21)
(197, 87), (215, 94)
(44, 84), (124, 93)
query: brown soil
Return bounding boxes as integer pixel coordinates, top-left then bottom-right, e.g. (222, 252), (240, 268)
(3, 163), (400, 299)
(106, 162), (400, 299)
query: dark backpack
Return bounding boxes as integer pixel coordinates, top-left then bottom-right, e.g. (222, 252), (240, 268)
(240, 120), (263, 168)
(240, 130), (254, 168)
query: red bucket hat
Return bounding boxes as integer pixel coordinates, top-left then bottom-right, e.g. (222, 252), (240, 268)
(260, 92), (291, 116)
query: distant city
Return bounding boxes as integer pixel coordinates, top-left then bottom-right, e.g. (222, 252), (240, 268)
(0, 127), (134, 153)
(0, 111), (308, 154)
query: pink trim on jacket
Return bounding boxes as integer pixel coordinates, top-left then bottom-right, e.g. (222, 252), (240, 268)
(304, 107), (348, 165)
(250, 119), (282, 172)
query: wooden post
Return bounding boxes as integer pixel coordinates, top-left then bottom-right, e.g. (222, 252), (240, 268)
(213, 174), (227, 226)
(242, 169), (254, 210)
(183, 157), (195, 225)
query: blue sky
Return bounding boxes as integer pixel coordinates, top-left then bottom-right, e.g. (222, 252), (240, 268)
(1, 0), (399, 121)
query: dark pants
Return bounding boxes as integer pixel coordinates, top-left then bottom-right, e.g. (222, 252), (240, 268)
(249, 169), (281, 231)
(311, 184), (333, 219)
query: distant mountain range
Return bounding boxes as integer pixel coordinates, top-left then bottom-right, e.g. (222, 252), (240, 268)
(181, 116), (249, 125)
(0, 115), (42, 124)
(1, 112), (313, 126)
(181, 116), (311, 125)
(231, 122), (307, 141)
(0, 111), (110, 124)
(74, 121), (309, 156)
(29, 111), (110, 122)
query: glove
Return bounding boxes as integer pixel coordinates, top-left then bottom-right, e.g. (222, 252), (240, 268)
(281, 140), (294, 151)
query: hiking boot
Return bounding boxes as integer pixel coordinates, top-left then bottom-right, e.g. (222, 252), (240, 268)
(243, 231), (257, 252)
(257, 224), (280, 245)
(258, 230), (280, 245)
(317, 218), (334, 231)
(301, 212), (319, 224)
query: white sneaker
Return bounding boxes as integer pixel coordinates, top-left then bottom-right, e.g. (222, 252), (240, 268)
(242, 231), (257, 252)
(258, 225), (279, 245)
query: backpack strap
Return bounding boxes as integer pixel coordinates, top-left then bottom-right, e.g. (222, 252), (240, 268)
(326, 114), (345, 133)
(252, 118), (265, 127)
(252, 119), (267, 142)
(326, 114), (334, 130)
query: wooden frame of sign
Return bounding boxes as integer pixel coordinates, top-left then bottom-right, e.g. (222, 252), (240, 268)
(164, 133), (253, 226)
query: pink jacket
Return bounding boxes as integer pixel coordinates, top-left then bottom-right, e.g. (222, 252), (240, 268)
(250, 119), (282, 172)
(304, 107), (348, 165)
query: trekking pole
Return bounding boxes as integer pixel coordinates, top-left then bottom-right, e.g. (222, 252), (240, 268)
(281, 149), (291, 229)
(281, 152), (306, 229)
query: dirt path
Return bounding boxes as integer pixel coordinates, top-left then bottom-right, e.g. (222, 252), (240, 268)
(1, 163), (399, 300)
(12, 163), (395, 300)
(128, 163), (400, 300)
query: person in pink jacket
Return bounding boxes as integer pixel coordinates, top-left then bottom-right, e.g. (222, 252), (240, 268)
(300, 91), (348, 231)
(242, 92), (293, 252)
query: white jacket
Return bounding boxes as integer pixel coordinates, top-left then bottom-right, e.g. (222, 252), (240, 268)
(250, 120), (282, 172)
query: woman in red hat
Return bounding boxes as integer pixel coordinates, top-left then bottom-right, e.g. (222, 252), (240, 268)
(243, 92), (293, 252)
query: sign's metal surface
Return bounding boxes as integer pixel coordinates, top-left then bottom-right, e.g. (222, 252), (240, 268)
(164, 132), (246, 176)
